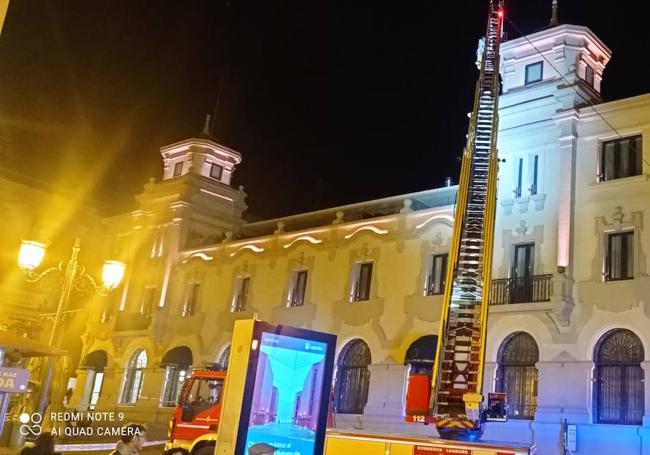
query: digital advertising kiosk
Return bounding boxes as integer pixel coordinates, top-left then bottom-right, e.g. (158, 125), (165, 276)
(216, 319), (336, 455)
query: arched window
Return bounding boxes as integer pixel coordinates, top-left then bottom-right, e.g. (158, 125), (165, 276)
(219, 346), (231, 370)
(334, 340), (371, 414)
(594, 329), (644, 425)
(496, 332), (539, 419)
(160, 346), (193, 407)
(120, 349), (147, 404)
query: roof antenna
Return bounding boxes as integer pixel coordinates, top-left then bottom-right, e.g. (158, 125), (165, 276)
(549, 0), (559, 27)
(202, 114), (212, 136)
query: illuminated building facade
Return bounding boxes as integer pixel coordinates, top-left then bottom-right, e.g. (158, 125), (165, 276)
(71, 22), (650, 455)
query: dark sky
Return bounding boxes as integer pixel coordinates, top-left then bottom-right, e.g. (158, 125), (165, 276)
(1, 1), (649, 219)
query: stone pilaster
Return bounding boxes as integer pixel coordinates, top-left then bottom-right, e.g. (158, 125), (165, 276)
(363, 362), (408, 417)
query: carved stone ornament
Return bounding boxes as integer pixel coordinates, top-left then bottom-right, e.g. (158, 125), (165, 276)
(296, 252), (305, 267)
(431, 232), (444, 249)
(515, 220), (528, 236)
(500, 198), (514, 216)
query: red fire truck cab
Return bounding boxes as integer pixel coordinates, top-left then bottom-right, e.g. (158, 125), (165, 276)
(166, 366), (226, 455)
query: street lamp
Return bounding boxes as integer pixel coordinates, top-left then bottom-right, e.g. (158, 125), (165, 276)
(18, 237), (125, 416)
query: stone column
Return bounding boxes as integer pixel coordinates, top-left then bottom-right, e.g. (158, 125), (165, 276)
(97, 367), (122, 407)
(482, 361), (497, 396)
(532, 360), (592, 455)
(638, 362), (650, 455)
(138, 367), (166, 409)
(364, 362), (409, 418)
(69, 369), (90, 409)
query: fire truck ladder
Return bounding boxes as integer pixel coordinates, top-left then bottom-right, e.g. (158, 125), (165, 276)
(429, 0), (504, 439)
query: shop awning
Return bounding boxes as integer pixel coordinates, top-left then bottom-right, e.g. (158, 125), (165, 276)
(0, 330), (66, 358)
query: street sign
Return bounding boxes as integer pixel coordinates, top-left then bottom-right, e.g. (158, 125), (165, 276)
(0, 367), (30, 393)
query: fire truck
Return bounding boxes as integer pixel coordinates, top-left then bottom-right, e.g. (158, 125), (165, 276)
(165, 368), (531, 455)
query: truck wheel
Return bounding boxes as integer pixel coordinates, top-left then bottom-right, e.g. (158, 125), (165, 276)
(193, 445), (216, 455)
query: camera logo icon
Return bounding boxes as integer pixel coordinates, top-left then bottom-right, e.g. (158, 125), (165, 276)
(19, 412), (43, 436)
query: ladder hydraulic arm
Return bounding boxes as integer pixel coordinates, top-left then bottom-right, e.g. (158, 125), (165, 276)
(428, 0), (504, 439)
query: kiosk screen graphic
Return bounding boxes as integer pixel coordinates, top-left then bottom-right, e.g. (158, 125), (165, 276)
(242, 330), (331, 455)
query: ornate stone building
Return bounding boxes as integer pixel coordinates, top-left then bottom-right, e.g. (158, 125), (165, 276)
(72, 20), (650, 455)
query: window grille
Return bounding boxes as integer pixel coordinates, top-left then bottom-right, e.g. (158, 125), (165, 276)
(334, 340), (371, 414)
(594, 329), (644, 425)
(496, 332), (539, 419)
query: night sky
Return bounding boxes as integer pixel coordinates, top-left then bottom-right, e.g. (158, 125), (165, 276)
(1, 1), (649, 219)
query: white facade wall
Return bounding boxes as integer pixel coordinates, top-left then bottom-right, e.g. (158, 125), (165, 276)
(71, 23), (650, 455)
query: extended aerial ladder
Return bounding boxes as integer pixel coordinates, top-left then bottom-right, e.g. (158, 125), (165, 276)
(406, 0), (505, 440)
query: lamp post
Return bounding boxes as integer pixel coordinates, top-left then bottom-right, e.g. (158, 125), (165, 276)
(18, 238), (125, 417)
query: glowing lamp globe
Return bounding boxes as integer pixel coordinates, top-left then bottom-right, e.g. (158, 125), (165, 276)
(102, 260), (126, 289)
(18, 240), (47, 270)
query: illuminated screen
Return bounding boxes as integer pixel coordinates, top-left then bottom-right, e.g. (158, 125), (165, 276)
(243, 331), (328, 455)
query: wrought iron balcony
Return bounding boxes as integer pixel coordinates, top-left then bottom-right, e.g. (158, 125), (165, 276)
(490, 274), (553, 305)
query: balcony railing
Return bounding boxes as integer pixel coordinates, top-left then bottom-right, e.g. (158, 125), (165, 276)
(114, 312), (152, 331)
(490, 274), (553, 305)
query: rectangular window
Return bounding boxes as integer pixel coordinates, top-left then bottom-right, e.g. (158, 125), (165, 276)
(530, 155), (539, 196)
(182, 283), (200, 317)
(351, 262), (373, 302)
(232, 277), (251, 312)
(425, 254), (448, 296)
(606, 231), (634, 281)
(600, 135), (643, 182)
(141, 286), (157, 318)
(515, 158), (523, 198)
(585, 64), (595, 87)
(513, 243), (535, 278)
(525, 61), (543, 85)
(210, 163), (224, 180)
(288, 270), (308, 307)
(173, 161), (183, 177)
(511, 243), (535, 303)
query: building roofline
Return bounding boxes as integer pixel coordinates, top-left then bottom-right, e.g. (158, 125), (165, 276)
(578, 92), (650, 116)
(502, 23), (612, 57)
(161, 137), (242, 162)
(241, 185), (458, 236)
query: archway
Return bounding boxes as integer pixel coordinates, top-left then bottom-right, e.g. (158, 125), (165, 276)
(79, 350), (108, 409)
(160, 346), (193, 407)
(404, 335), (438, 375)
